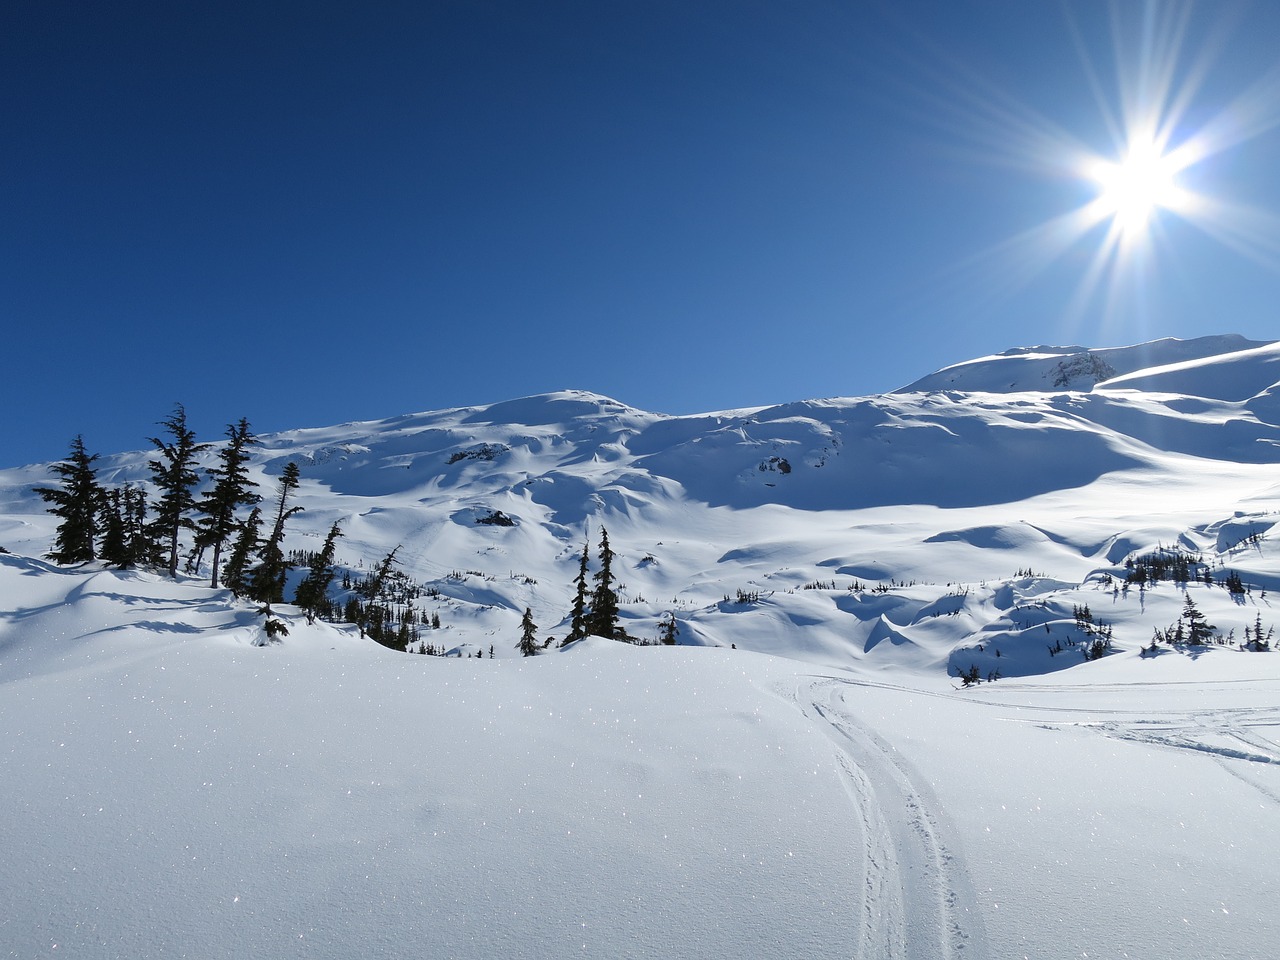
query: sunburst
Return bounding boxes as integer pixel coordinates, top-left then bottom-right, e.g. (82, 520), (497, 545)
(911, 2), (1280, 331)
(1086, 135), (1187, 239)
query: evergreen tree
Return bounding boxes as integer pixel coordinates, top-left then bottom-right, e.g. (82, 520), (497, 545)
(194, 418), (261, 588)
(147, 404), (210, 577)
(122, 485), (157, 567)
(1181, 593), (1216, 645)
(221, 507), (262, 596)
(97, 487), (129, 566)
(365, 545), (401, 600)
(294, 522), (343, 622)
(518, 607), (539, 656)
(563, 541), (591, 645)
(248, 461), (302, 604)
(587, 527), (621, 640)
(659, 611), (679, 645)
(34, 435), (103, 564)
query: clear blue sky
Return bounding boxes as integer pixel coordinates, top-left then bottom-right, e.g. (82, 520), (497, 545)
(4, 0), (1280, 466)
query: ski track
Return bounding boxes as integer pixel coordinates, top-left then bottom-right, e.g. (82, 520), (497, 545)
(782, 676), (989, 960)
(1015, 705), (1280, 806)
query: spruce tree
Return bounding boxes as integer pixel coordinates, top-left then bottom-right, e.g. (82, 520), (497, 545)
(588, 527), (621, 640)
(221, 507), (262, 596)
(248, 461), (302, 604)
(147, 404), (209, 577)
(34, 435), (103, 564)
(563, 541), (590, 645)
(1181, 593), (1216, 645)
(194, 418), (261, 588)
(97, 488), (128, 566)
(122, 486), (157, 567)
(518, 607), (539, 656)
(365, 545), (401, 600)
(659, 611), (679, 645)
(294, 522), (343, 622)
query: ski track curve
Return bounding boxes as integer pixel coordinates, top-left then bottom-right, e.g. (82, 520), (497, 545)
(782, 676), (989, 960)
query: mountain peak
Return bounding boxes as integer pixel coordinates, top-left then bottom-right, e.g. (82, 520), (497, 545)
(897, 334), (1276, 397)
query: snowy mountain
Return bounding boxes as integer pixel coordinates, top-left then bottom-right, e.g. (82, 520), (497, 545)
(896, 332), (1275, 394)
(2, 335), (1279, 958)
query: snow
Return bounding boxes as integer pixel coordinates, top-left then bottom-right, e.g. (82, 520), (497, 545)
(897, 334), (1273, 395)
(2, 335), (1280, 957)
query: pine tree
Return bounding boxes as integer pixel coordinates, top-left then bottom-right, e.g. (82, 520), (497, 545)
(518, 607), (539, 656)
(563, 541), (591, 645)
(194, 418), (260, 588)
(34, 435), (103, 564)
(221, 507), (262, 596)
(366, 545), (401, 600)
(147, 405), (210, 577)
(122, 485), (157, 567)
(97, 488), (129, 566)
(659, 611), (679, 645)
(247, 461), (302, 604)
(294, 522), (343, 622)
(1181, 593), (1216, 645)
(588, 527), (621, 640)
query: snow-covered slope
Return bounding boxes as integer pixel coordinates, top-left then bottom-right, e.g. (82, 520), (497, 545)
(896, 333), (1274, 394)
(2, 336), (1279, 958)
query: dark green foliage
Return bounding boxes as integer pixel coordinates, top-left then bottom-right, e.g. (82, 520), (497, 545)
(587, 527), (621, 640)
(353, 546), (403, 644)
(518, 607), (539, 656)
(563, 542), (590, 645)
(1084, 638), (1109, 661)
(1243, 612), (1273, 652)
(659, 612), (679, 645)
(294, 522), (343, 622)
(1074, 604), (1113, 659)
(221, 507), (262, 596)
(147, 405), (210, 577)
(247, 462), (302, 604)
(97, 488), (128, 566)
(1181, 593), (1215, 645)
(95, 485), (155, 569)
(261, 614), (290, 643)
(1124, 547), (1205, 586)
(1154, 593), (1217, 646)
(364, 545), (401, 601)
(194, 419), (260, 588)
(34, 436), (103, 564)
(122, 486), (156, 567)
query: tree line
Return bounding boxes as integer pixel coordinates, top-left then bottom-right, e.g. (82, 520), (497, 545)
(36, 410), (686, 655)
(515, 527), (679, 656)
(34, 406), (340, 630)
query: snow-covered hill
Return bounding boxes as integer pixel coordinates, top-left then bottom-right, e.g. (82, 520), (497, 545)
(2, 335), (1279, 958)
(896, 333), (1275, 395)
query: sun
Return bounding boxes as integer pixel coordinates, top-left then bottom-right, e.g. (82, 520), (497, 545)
(1087, 136), (1185, 237)
(895, 3), (1280, 333)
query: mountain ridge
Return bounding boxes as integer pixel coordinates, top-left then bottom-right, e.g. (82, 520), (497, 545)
(2, 332), (1278, 676)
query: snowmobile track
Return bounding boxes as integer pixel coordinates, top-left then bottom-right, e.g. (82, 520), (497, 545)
(790, 677), (989, 960)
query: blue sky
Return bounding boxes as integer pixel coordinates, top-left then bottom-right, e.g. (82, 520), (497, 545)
(5, 0), (1280, 466)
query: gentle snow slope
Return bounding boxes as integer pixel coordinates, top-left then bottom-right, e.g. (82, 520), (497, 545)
(2, 554), (1278, 958)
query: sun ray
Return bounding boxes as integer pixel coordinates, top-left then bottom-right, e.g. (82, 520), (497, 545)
(1004, 2), (1280, 330)
(870, 2), (1280, 340)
